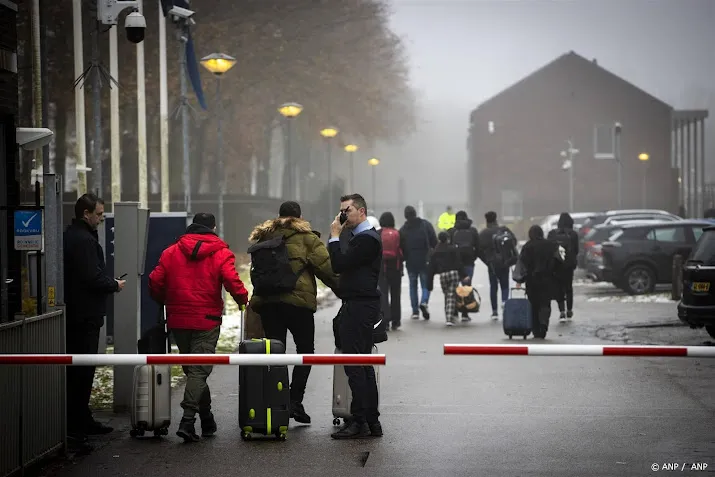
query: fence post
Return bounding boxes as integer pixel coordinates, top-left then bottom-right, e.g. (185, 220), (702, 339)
(671, 254), (683, 300)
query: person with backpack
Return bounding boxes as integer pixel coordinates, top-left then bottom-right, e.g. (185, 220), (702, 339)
(478, 211), (518, 319)
(148, 212), (249, 442)
(547, 212), (580, 323)
(426, 232), (468, 326)
(447, 211), (480, 321)
(378, 211), (403, 331)
(399, 205), (438, 320)
(247, 201), (339, 425)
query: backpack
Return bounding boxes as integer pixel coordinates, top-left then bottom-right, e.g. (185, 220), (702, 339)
(380, 228), (401, 261)
(246, 233), (306, 297)
(492, 228), (518, 268)
(549, 229), (575, 267)
(451, 228), (475, 261)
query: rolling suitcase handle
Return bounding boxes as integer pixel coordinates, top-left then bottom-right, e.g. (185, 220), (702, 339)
(510, 286), (527, 299)
(239, 304), (246, 343)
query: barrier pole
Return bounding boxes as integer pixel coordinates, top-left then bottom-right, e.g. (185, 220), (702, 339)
(443, 344), (715, 358)
(0, 353), (387, 366)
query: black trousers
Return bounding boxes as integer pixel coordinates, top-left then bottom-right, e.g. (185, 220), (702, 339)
(527, 290), (552, 336)
(259, 302), (315, 404)
(339, 299), (380, 425)
(556, 269), (575, 312)
(379, 263), (402, 327)
(66, 319), (101, 433)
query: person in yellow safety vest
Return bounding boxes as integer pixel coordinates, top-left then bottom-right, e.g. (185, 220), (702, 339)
(437, 206), (456, 232)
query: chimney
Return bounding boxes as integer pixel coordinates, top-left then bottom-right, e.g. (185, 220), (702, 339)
(592, 58), (598, 65)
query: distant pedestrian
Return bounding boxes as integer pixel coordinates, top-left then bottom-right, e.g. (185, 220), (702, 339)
(547, 212), (579, 322)
(437, 205), (456, 232)
(478, 211), (518, 319)
(247, 201), (339, 424)
(399, 205), (438, 320)
(427, 232), (468, 326)
(447, 210), (480, 321)
(518, 225), (563, 339)
(63, 193), (125, 451)
(378, 211), (403, 330)
(149, 212), (249, 442)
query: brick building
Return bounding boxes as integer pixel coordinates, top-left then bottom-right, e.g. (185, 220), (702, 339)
(467, 51), (707, 221)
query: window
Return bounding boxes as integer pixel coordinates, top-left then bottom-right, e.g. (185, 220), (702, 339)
(690, 231), (715, 264)
(651, 226), (686, 243)
(691, 226), (706, 242)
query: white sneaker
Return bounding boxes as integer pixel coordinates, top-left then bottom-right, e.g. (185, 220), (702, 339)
(445, 321), (455, 327)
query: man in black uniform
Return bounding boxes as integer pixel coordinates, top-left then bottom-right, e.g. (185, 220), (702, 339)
(328, 193), (383, 439)
(64, 194), (125, 450)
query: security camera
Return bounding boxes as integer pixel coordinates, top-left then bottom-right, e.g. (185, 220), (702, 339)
(169, 6), (195, 20)
(125, 10), (146, 44)
(614, 122), (622, 134)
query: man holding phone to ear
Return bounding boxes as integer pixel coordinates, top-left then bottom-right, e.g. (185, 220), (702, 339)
(327, 193), (383, 439)
(64, 193), (126, 451)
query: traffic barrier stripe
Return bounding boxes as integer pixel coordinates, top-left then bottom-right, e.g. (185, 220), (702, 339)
(443, 344), (715, 358)
(0, 353), (387, 366)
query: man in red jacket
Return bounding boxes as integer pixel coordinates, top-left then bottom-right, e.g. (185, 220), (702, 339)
(148, 212), (249, 442)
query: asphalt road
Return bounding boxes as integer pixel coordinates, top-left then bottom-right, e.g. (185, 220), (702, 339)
(42, 264), (715, 477)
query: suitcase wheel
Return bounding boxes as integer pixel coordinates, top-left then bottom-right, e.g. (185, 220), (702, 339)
(153, 428), (168, 437)
(523, 335), (528, 340)
(276, 431), (287, 441)
(508, 334), (513, 339)
(240, 431), (252, 441)
(332, 418), (341, 426)
(130, 429), (144, 438)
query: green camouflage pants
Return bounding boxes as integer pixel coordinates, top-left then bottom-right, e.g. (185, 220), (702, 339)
(171, 326), (221, 420)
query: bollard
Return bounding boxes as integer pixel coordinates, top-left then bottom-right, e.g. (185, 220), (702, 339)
(671, 254), (683, 301)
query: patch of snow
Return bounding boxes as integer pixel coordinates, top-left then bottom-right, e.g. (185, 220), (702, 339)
(573, 279), (615, 288)
(586, 293), (673, 304)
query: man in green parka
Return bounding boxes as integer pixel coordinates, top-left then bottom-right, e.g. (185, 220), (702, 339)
(248, 201), (339, 424)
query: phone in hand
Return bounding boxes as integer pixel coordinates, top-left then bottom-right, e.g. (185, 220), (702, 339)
(339, 211), (348, 225)
(117, 273), (127, 280)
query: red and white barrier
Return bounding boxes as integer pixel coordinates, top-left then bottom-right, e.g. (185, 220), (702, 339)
(0, 353), (386, 366)
(444, 344), (715, 358)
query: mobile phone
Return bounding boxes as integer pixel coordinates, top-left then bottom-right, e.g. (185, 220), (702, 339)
(339, 211), (348, 225)
(117, 273), (127, 280)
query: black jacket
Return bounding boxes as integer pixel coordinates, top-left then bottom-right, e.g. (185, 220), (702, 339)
(399, 217), (437, 270)
(426, 243), (465, 291)
(518, 237), (562, 300)
(63, 219), (118, 326)
(478, 222), (517, 268)
(328, 228), (382, 300)
(448, 219), (480, 265)
(547, 227), (579, 271)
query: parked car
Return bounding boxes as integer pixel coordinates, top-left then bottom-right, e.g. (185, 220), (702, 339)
(677, 225), (715, 339)
(588, 220), (711, 295)
(577, 209), (683, 268)
(582, 220), (667, 274)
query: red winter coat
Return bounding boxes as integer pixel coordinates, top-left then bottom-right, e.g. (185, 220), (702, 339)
(148, 224), (249, 331)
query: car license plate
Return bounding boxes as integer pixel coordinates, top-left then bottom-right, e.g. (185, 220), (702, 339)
(691, 282), (710, 292)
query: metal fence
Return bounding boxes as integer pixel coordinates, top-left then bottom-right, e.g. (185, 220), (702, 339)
(0, 310), (66, 477)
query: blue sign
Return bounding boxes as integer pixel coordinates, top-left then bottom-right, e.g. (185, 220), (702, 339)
(14, 210), (43, 251)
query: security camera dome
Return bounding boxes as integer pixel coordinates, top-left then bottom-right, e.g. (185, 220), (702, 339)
(125, 11), (146, 44)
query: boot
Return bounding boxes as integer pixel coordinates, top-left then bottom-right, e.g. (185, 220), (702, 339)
(200, 412), (217, 437)
(330, 420), (370, 439)
(290, 401), (311, 424)
(176, 417), (200, 442)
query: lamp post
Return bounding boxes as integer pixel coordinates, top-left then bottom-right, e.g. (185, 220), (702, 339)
(344, 143), (358, 192)
(614, 122), (623, 208)
(368, 157), (380, 208)
(278, 102), (303, 199)
(639, 152), (650, 208)
(560, 140), (579, 212)
(200, 53), (236, 240)
(320, 126), (339, 213)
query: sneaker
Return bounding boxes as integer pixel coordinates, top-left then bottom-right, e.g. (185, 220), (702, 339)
(461, 315), (471, 322)
(411, 313), (420, 320)
(368, 421), (383, 437)
(176, 417), (200, 442)
(200, 412), (217, 437)
(491, 310), (499, 321)
(391, 322), (401, 331)
(559, 312), (566, 324)
(290, 401), (311, 424)
(419, 303), (430, 320)
(331, 420), (370, 439)
(566, 310), (574, 320)
(445, 321), (455, 327)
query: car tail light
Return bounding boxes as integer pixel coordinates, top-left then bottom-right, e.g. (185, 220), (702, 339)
(584, 241), (595, 249)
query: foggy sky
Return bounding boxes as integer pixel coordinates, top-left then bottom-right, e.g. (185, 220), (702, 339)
(363, 0), (715, 213)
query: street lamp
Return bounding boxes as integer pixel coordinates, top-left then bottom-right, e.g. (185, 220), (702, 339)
(201, 52), (236, 240)
(344, 144), (358, 192)
(320, 126), (339, 215)
(278, 102), (303, 199)
(368, 157), (380, 208)
(560, 140), (579, 212)
(639, 152), (650, 207)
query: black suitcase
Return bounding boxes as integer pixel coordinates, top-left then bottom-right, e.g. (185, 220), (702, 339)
(238, 327), (290, 440)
